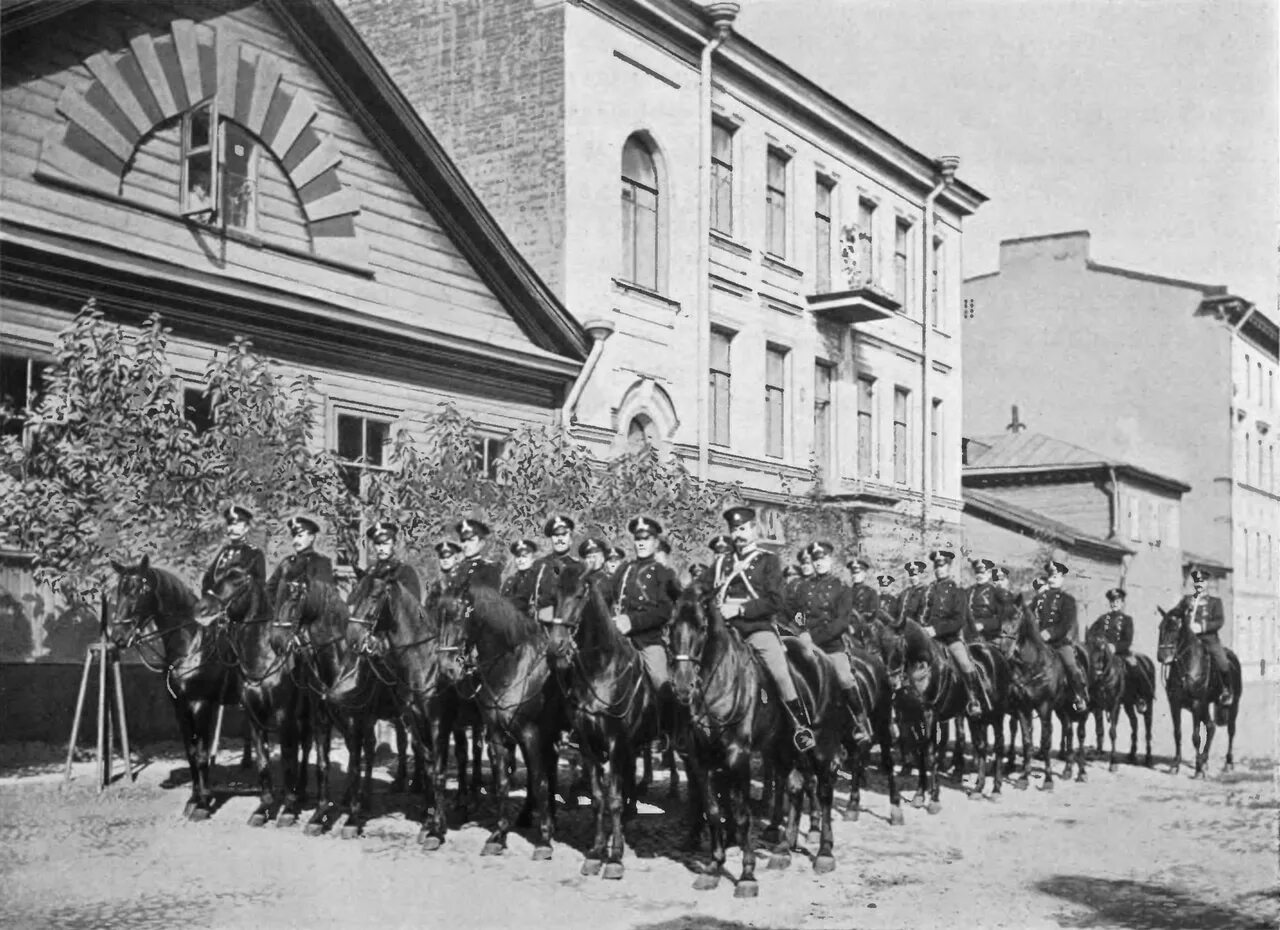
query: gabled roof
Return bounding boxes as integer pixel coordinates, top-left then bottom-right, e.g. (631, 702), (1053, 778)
(0, 0), (589, 364)
(964, 432), (1191, 495)
(1182, 550), (1233, 575)
(963, 489), (1133, 562)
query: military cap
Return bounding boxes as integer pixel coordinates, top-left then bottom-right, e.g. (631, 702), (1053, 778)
(807, 541), (835, 559)
(455, 518), (490, 540)
(723, 506), (757, 528)
(928, 549), (956, 565)
(627, 516), (663, 538)
(1045, 560), (1069, 576)
(847, 558), (872, 573)
(1106, 587), (1126, 601)
(287, 515), (320, 536)
(1189, 568), (1209, 583)
(904, 560), (928, 576)
(971, 558), (996, 573)
(990, 566), (1009, 582)
(223, 504), (253, 524)
(434, 540), (463, 558)
(510, 539), (538, 557)
(605, 546), (627, 562)
(708, 534), (732, 554)
(1031, 576), (1048, 590)
(876, 573), (895, 587)
(796, 546), (814, 563)
(687, 562), (709, 581)
(367, 520), (399, 542)
(657, 537), (672, 555)
(578, 538), (607, 558)
(543, 515), (576, 537)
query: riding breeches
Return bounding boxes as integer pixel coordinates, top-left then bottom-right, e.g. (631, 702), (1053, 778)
(1055, 643), (1085, 688)
(945, 639), (977, 675)
(638, 643), (670, 692)
(826, 649), (856, 690)
(745, 631), (798, 702)
(1199, 636), (1233, 676)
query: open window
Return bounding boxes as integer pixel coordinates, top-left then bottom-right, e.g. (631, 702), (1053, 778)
(180, 99), (258, 233)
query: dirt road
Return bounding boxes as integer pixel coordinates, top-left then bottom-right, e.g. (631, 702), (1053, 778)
(1, 683), (1276, 930)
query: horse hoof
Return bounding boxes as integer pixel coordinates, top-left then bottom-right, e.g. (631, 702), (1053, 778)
(1039, 782), (1054, 793)
(602, 862), (624, 880)
(806, 829), (822, 846)
(304, 822), (325, 837)
(926, 800), (942, 815)
(1076, 773), (1087, 783)
(692, 873), (720, 891)
(532, 846), (553, 862)
(276, 813), (296, 828)
(734, 880), (759, 899)
(188, 806), (211, 822)
(481, 842), (505, 856)
(248, 812), (267, 828)
(182, 801), (197, 819)
(420, 835), (443, 851)
(910, 794), (926, 809)
(340, 824), (361, 839)
(842, 808), (860, 823)
(581, 858), (603, 876)
(813, 855), (836, 874)
(889, 806), (904, 826)
(766, 853), (791, 870)
(967, 790), (984, 801)
(1108, 763), (1119, 773)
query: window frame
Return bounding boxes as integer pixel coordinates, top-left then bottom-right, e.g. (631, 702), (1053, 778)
(813, 360), (834, 475)
(180, 97), (219, 220)
(930, 397), (943, 493)
(857, 375), (876, 479)
(709, 327), (733, 447)
(710, 119), (735, 237)
(765, 147), (790, 260)
(892, 385), (910, 486)
(814, 176), (834, 292)
(330, 400), (399, 499)
(0, 352), (48, 446)
(764, 344), (789, 459)
(931, 234), (945, 330)
(470, 433), (508, 482)
(856, 198), (876, 287)
(620, 134), (660, 292)
(893, 217), (912, 311)
(219, 120), (260, 235)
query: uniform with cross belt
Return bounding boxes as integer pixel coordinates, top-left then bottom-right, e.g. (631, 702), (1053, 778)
(203, 541), (266, 594)
(794, 573), (852, 654)
(965, 581), (1007, 642)
(1089, 609), (1134, 655)
(610, 555), (679, 649)
(502, 540), (556, 620)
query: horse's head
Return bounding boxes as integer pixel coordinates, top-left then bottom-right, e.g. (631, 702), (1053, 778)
(109, 555), (157, 649)
(433, 593), (471, 683)
(880, 621), (909, 692)
(347, 573), (394, 634)
(1156, 605), (1186, 665)
(197, 566), (257, 625)
(274, 577), (314, 629)
(543, 572), (595, 672)
(1086, 635), (1113, 681)
(667, 584), (711, 705)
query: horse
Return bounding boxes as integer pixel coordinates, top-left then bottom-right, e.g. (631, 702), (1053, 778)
(197, 566), (307, 827)
(451, 585), (565, 860)
(1115, 650), (1156, 767)
(880, 619), (1009, 809)
(108, 557), (239, 819)
(1156, 604), (1241, 778)
(543, 573), (661, 879)
(344, 572), (454, 845)
(837, 636), (903, 825)
(667, 583), (847, 898)
(1084, 634), (1128, 772)
(999, 604), (1089, 789)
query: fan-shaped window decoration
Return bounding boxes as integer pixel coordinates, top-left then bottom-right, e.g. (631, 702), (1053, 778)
(37, 19), (365, 266)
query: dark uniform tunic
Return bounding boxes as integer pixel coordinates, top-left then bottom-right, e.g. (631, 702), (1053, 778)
(1176, 592), (1232, 676)
(501, 562), (556, 619)
(610, 555), (679, 649)
(897, 583), (927, 626)
(711, 549), (785, 638)
(351, 557), (422, 606)
(1088, 610), (1134, 655)
(266, 549), (334, 606)
(1034, 588), (1077, 646)
(793, 574), (852, 654)
(965, 582), (1007, 642)
(202, 541), (266, 594)
(921, 577), (966, 644)
(849, 581), (892, 639)
(450, 556), (502, 595)
(879, 590), (900, 620)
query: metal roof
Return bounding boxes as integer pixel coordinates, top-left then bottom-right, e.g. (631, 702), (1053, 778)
(964, 432), (1191, 494)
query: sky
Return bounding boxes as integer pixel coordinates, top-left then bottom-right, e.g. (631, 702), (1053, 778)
(734, 0), (1279, 313)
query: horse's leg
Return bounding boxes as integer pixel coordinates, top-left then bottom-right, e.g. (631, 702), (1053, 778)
(690, 758), (722, 890)
(1107, 703), (1120, 772)
(1125, 702), (1139, 765)
(813, 763), (836, 874)
(470, 723), (484, 799)
(762, 759), (785, 844)
(481, 730), (513, 855)
(527, 725), (555, 861)
(990, 714), (1004, 796)
(733, 763), (759, 898)
(1170, 703), (1183, 775)
(1195, 708), (1215, 779)
(452, 723), (467, 799)
(1039, 708), (1055, 790)
(389, 717), (408, 793)
(924, 717), (942, 815)
(880, 707), (904, 823)
(582, 755), (606, 875)
(665, 745), (680, 799)
(966, 718), (986, 799)
(276, 702), (301, 827)
(770, 764), (802, 865)
(305, 705), (333, 836)
(1073, 714), (1087, 783)
(910, 721), (929, 807)
(418, 702), (448, 850)
(333, 715), (362, 836)
(1059, 710), (1076, 779)
(843, 738), (863, 822)
(174, 697), (202, 818)
(603, 747), (626, 879)
(246, 699), (274, 826)
(1143, 701), (1153, 768)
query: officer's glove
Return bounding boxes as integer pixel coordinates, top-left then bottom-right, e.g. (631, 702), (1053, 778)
(1040, 630), (1051, 642)
(614, 613), (633, 635)
(922, 625), (937, 637)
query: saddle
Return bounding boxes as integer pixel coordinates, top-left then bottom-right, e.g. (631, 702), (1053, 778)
(725, 627), (816, 718)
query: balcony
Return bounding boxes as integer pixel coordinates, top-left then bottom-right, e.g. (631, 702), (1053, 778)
(806, 285), (900, 325)
(820, 478), (907, 508)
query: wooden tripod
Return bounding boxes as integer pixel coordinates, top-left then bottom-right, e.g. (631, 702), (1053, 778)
(63, 598), (134, 790)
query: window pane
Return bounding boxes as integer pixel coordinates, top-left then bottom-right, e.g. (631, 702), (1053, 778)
(710, 330), (731, 371)
(633, 186), (658, 290)
(711, 164), (733, 234)
(815, 214), (831, 292)
(337, 413), (364, 461)
(766, 387), (783, 457)
(931, 398), (942, 492)
(339, 464), (362, 498)
(184, 151), (214, 214)
(814, 364), (831, 472)
(620, 183), (636, 283)
(188, 105), (211, 150)
(365, 419), (390, 467)
(815, 179), (831, 217)
(857, 199), (875, 280)
(894, 220), (910, 301)
(712, 123), (733, 164)
(622, 136), (657, 188)
(222, 122), (257, 232)
(184, 388), (214, 435)
(711, 372), (731, 445)
(767, 151), (787, 188)
(766, 348), (785, 387)
(857, 377), (875, 478)
(893, 387), (909, 485)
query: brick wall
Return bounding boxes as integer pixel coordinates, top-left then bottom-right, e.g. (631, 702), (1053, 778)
(338, 0), (568, 299)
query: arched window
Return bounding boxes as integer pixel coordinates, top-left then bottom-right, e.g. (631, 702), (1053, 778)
(621, 135), (659, 291)
(627, 414), (657, 451)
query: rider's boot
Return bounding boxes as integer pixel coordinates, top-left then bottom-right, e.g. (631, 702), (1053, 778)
(784, 698), (817, 753)
(843, 688), (873, 747)
(963, 670), (984, 717)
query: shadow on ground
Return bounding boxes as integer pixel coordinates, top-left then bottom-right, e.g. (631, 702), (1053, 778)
(636, 919), (799, 930)
(1037, 874), (1276, 929)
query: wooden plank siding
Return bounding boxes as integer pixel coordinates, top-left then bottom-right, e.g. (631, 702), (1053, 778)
(0, 0), (544, 357)
(981, 481), (1113, 541)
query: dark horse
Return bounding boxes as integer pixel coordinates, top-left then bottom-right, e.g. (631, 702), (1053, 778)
(344, 573), (457, 844)
(1156, 604), (1241, 778)
(836, 637), (904, 824)
(1083, 635), (1156, 770)
(109, 557), (239, 819)
(667, 583), (847, 898)
(197, 566), (307, 827)
(880, 620), (1009, 810)
(544, 574), (661, 880)
(447, 586), (564, 859)
(1000, 606), (1089, 789)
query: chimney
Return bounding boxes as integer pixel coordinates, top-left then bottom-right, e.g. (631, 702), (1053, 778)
(1007, 405), (1026, 434)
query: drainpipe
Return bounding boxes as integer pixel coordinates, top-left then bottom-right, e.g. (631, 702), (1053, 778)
(562, 320), (616, 427)
(696, 2), (740, 481)
(920, 156), (958, 526)
(1106, 464), (1120, 538)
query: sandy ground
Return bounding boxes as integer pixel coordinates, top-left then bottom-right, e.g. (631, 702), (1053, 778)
(1, 682), (1276, 930)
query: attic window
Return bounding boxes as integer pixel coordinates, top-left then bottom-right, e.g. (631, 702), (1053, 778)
(180, 100), (259, 234)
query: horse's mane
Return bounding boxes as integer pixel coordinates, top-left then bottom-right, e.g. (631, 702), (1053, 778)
(304, 578), (350, 625)
(467, 585), (539, 649)
(898, 618), (935, 662)
(148, 565), (197, 618)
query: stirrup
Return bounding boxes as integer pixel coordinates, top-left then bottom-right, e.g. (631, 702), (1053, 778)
(1219, 689), (1233, 707)
(792, 725), (816, 753)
